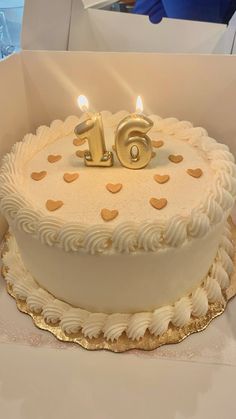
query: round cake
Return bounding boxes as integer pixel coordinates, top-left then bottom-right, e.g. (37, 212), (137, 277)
(1, 111), (235, 343)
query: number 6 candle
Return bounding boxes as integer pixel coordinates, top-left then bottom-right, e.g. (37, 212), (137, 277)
(74, 95), (113, 167)
(115, 96), (154, 170)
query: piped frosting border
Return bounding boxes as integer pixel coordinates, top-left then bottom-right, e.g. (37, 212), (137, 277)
(0, 112), (236, 254)
(2, 223), (234, 342)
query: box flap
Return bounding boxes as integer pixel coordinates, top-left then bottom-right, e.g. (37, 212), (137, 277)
(69, 5), (229, 53)
(21, 0), (72, 50)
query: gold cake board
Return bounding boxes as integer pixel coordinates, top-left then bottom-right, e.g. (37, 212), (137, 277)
(2, 220), (236, 353)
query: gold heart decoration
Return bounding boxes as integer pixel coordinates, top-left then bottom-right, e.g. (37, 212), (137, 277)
(150, 197), (167, 210)
(46, 200), (64, 212)
(187, 168), (203, 178)
(154, 174), (170, 184)
(63, 173), (79, 183)
(168, 154), (183, 164)
(76, 150), (86, 158)
(106, 183), (123, 194)
(101, 208), (119, 222)
(73, 138), (86, 146)
(152, 140), (164, 148)
(31, 171), (47, 181)
(48, 154), (62, 163)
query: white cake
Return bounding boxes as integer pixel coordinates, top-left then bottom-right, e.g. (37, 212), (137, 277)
(0, 111), (235, 342)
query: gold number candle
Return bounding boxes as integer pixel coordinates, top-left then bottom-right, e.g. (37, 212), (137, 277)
(74, 95), (113, 167)
(115, 96), (153, 170)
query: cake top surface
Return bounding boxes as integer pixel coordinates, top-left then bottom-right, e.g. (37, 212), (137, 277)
(1, 112), (235, 253)
(25, 115), (213, 225)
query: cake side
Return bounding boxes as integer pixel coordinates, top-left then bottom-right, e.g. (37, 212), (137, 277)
(12, 220), (226, 312)
(3, 222), (234, 342)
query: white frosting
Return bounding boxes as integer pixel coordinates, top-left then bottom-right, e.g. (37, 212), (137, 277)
(57, 224), (86, 252)
(164, 216), (188, 247)
(204, 277), (223, 303)
(172, 297), (192, 328)
(3, 226), (233, 341)
(220, 235), (234, 258)
(126, 313), (152, 341)
(0, 113), (235, 255)
(60, 308), (89, 334)
(103, 313), (130, 341)
(38, 218), (62, 247)
(82, 313), (108, 339)
(27, 288), (54, 314)
(191, 288), (208, 317)
(149, 306), (173, 336)
(112, 222), (137, 253)
(187, 210), (210, 238)
(83, 225), (112, 254)
(211, 261), (230, 290)
(42, 300), (70, 324)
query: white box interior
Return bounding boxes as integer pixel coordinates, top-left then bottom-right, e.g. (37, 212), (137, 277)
(19, 50), (236, 152)
(2, 50), (236, 151)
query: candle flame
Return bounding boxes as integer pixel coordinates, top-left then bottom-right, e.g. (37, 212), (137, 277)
(77, 95), (89, 112)
(136, 96), (143, 114)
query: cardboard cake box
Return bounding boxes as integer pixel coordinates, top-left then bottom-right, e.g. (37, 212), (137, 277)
(21, 0), (236, 54)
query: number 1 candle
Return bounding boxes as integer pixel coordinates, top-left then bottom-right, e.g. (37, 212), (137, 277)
(74, 95), (113, 167)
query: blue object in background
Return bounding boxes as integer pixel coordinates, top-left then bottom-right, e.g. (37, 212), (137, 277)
(134, 0), (166, 23)
(133, 0), (236, 24)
